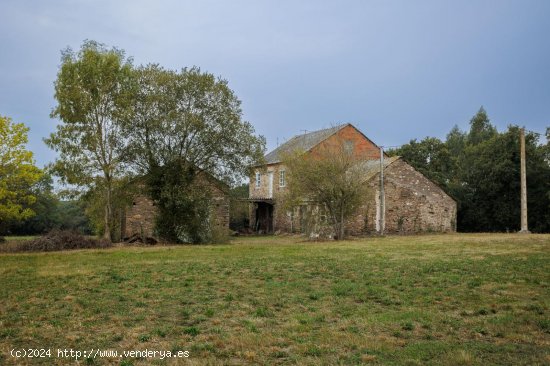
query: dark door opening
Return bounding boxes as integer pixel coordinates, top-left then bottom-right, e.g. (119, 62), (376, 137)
(254, 202), (274, 234)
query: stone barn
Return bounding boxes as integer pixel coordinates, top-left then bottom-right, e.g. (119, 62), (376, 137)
(248, 123), (456, 236)
(121, 172), (230, 241)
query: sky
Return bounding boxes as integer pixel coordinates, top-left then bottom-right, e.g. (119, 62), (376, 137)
(1, 0), (549, 168)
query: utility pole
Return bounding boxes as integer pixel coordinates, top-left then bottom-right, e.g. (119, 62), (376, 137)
(519, 128), (530, 233)
(379, 146), (385, 235)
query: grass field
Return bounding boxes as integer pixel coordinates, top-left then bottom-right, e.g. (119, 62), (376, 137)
(0, 234), (549, 365)
(2, 236), (36, 241)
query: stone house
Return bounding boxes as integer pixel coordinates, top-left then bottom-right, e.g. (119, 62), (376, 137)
(121, 171), (230, 241)
(248, 124), (456, 236)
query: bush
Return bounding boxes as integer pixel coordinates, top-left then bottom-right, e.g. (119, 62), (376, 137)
(210, 225), (230, 244)
(0, 230), (111, 252)
(149, 162), (213, 244)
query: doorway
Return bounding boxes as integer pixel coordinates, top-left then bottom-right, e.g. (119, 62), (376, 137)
(254, 202), (274, 233)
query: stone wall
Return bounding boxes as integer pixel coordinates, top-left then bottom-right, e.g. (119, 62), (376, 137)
(124, 193), (157, 239)
(210, 188), (230, 229)
(249, 162), (291, 233)
(347, 159), (457, 235)
(265, 158), (456, 236)
(122, 174), (230, 240)
(249, 163), (287, 200)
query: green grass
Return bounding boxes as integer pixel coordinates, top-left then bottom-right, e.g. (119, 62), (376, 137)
(0, 233), (548, 365)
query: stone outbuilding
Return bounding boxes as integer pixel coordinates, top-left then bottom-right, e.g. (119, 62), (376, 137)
(248, 123), (456, 236)
(121, 172), (230, 241)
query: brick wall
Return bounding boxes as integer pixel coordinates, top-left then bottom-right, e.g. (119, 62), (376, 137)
(312, 124), (381, 160)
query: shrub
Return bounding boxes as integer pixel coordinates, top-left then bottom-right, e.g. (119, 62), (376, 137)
(0, 230), (111, 252)
(149, 162), (213, 244)
(210, 225), (230, 244)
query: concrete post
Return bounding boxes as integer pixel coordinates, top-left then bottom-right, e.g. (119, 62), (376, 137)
(519, 128), (530, 233)
(379, 146), (385, 235)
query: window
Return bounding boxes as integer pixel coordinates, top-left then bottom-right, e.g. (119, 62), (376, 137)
(255, 171), (261, 188)
(279, 170), (286, 187)
(344, 139), (354, 154)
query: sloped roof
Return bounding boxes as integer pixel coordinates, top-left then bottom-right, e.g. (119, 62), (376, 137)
(361, 156), (401, 181)
(264, 124), (349, 164)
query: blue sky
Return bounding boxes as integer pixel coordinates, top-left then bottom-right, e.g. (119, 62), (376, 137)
(1, 0), (549, 168)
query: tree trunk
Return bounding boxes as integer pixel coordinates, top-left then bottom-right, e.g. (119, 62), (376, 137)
(339, 206), (345, 240)
(103, 184), (112, 242)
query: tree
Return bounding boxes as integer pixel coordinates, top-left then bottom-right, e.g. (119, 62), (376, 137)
(468, 106), (497, 146)
(283, 140), (371, 240)
(4, 174), (93, 235)
(148, 160), (213, 243)
(387, 137), (453, 188)
(0, 116), (42, 227)
(126, 65), (265, 182)
(388, 107), (550, 233)
(45, 40), (134, 241)
(79, 175), (134, 241)
(125, 65), (265, 242)
(459, 126), (550, 232)
(446, 125), (467, 157)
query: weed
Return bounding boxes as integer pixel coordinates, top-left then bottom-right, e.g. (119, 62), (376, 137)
(254, 306), (273, 317)
(184, 327), (199, 336)
(138, 334), (150, 342)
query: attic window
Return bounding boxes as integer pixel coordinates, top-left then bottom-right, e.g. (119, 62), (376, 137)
(344, 140), (354, 154)
(255, 171), (261, 188)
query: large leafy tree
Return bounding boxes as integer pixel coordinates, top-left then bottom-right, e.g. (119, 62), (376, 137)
(127, 65), (265, 182)
(0, 116), (42, 226)
(125, 65), (265, 242)
(45, 40), (134, 241)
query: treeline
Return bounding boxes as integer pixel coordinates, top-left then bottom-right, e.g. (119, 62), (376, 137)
(1, 175), (92, 236)
(388, 107), (550, 233)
